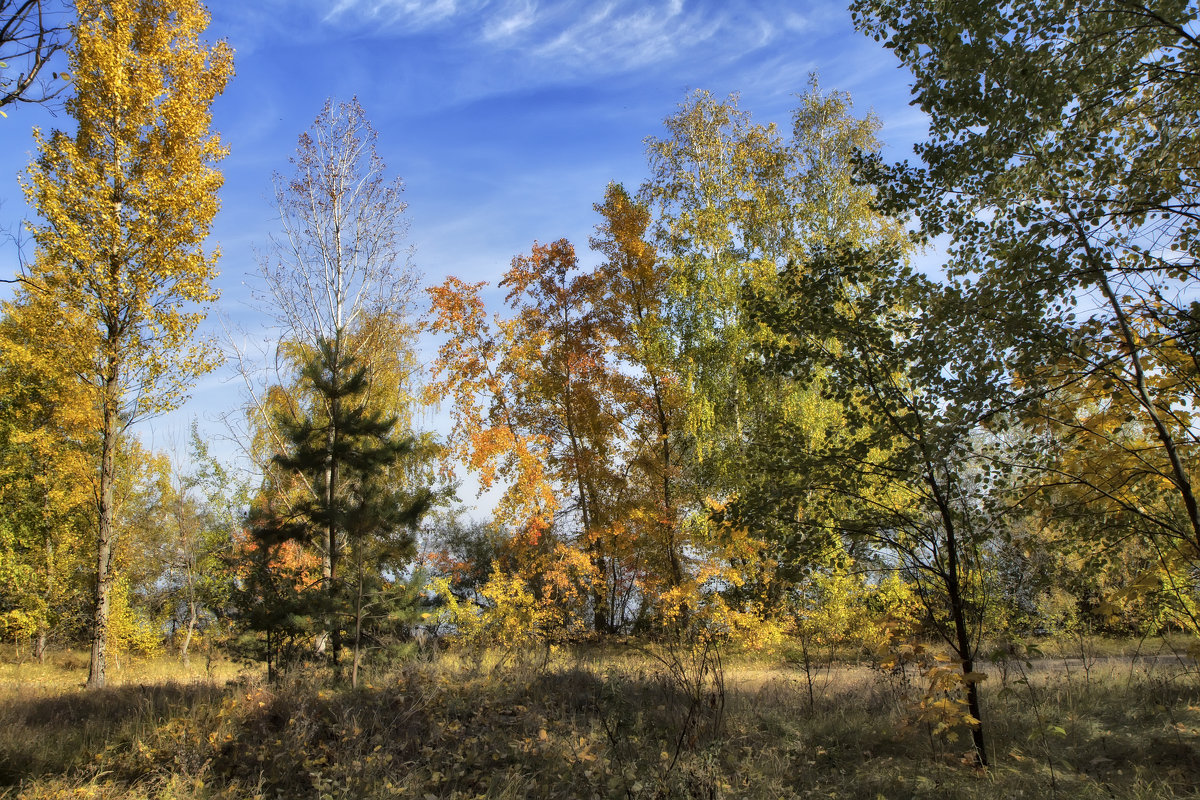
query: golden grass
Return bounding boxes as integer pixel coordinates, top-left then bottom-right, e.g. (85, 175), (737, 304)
(1, 641), (1198, 799)
(0, 648), (248, 693)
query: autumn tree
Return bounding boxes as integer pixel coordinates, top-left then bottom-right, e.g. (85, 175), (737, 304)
(500, 239), (632, 631)
(426, 275), (556, 542)
(747, 244), (1017, 767)
(425, 87), (910, 635)
(20, 0), (231, 687)
(640, 83), (909, 616)
(1010, 338), (1200, 632)
(0, 296), (94, 659)
(102, 439), (174, 661)
(851, 0), (1200, 618)
(427, 241), (625, 632)
(591, 183), (689, 605)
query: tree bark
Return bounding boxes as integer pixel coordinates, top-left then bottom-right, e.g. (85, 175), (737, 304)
(180, 599), (197, 664)
(87, 362), (120, 689)
(927, 464), (988, 767)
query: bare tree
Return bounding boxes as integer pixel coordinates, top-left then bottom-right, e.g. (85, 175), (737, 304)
(1, 0), (70, 113)
(261, 96), (419, 359)
(227, 97), (422, 475)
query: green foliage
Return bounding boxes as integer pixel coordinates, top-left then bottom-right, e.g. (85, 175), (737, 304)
(746, 241), (1020, 765)
(248, 334), (434, 683)
(159, 426), (247, 659)
(424, 513), (505, 603)
(641, 82), (912, 620)
(851, 0), (1200, 631)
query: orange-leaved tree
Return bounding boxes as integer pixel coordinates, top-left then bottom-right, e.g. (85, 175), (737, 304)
(590, 183), (697, 621)
(428, 240), (636, 633)
(499, 239), (633, 632)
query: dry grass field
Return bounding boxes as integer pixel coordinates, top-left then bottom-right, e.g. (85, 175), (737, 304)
(2, 638), (1199, 799)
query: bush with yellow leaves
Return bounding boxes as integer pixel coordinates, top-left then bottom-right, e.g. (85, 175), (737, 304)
(434, 567), (553, 669)
(107, 575), (165, 661)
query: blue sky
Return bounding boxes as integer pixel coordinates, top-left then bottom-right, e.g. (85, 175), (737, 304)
(0, 0), (927, 507)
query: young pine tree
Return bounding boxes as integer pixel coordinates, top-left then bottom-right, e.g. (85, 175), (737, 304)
(251, 334), (432, 684)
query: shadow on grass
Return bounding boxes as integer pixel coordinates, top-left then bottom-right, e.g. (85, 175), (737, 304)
(3, 656), (1199, 799)
(0, 681), (227, 788)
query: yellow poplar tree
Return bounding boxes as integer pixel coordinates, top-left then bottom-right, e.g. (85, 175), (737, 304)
(20, 0), (232, 688)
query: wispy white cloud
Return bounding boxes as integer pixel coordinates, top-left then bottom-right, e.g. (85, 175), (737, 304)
(481, 0), (538, 42)
(778, 12), (804, 33)
(324, 0), (473, 28)
(211, 0), (854, 127)
(531, 2), (706, 71)
(302, 0), (819, 76)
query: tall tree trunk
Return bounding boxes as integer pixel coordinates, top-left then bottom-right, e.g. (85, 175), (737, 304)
(326, 343), (342, 667)
(38, 520), (54, 665)
(927, 465), (988, 767)
(351, 560), (364, 689)
(564, 394), (610, 633)
(651, 376), (682, 588)
(87, 366), (120, 689)
(316, 415), (335, 659)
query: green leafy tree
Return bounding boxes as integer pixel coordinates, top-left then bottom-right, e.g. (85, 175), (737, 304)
(641, 83), (909, 617)
(748, 244), (1019, 767)
(851, 0), (1200, 618)
(159, 425), (246, 662)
